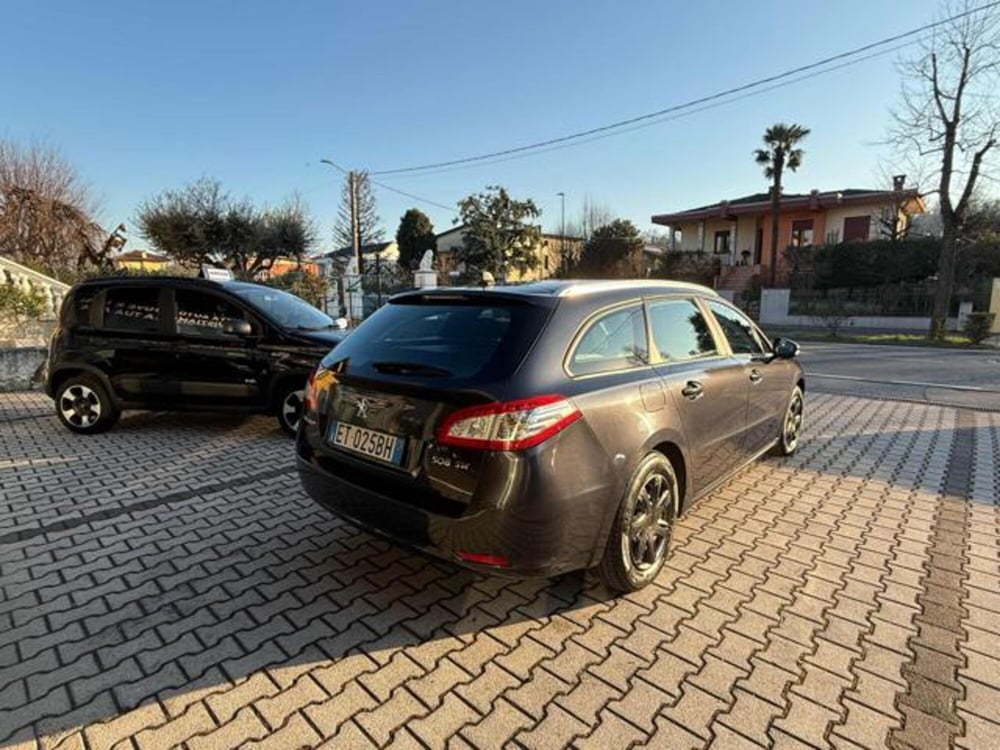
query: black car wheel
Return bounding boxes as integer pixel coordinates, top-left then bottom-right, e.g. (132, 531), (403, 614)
(277, 385), (305, 436)
(774, 386), (804, 456)
(55, 374), (120, 434)
(598, 451), (678, 593)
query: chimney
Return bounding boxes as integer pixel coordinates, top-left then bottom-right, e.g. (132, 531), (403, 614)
(809, 189), (820, 210)
(893, 174), (906, 191)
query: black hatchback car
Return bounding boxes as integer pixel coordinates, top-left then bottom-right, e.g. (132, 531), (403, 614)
(46, 276), (344, 435)
(296, 280), (803, 592)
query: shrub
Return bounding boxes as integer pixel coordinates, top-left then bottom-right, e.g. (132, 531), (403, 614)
(0, 282), (47, 321)
(785, 238), (941, 289)
(963, 312), (995, 343)
(263, 269), (328, 308)
(655, 251), (721, 286)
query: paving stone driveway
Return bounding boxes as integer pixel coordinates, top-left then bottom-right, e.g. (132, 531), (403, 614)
(1, 390), (998, 749)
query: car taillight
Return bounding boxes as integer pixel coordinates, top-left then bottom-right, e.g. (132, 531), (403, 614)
(457, 551), (511, 567)
(303, 369), (319, 413)
(436, 395), (581, 451)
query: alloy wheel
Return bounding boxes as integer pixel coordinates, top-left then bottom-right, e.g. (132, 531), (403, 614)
(784, 390), (804, 451)
(281, 389), (304, 433)
(625, 471), (674, 572)
(59, 384), (102, 429)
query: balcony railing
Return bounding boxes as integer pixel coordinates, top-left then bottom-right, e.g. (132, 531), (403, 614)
(0, 256), (71, 320)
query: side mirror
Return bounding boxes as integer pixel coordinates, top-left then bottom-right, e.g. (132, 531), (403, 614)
(773, 337), (799, 359)
(225, 319), (254, 337)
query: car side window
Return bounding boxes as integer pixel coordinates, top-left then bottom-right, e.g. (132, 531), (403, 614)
(707, 301), (764, 355)
(102, 287), (160, 333)
(648, 299), (718, 362)
(569, 304), (649, 376)
(175, 290), (247, 337)
(73, 287), (99, 327)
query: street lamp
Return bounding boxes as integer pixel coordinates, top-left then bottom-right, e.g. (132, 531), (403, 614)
(557, 192), (566, 277)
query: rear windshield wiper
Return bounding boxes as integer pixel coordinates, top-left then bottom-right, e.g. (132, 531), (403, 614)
(372, 361), (452, 377)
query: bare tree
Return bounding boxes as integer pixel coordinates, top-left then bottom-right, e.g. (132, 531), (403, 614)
(890, 0), (1000, 338)
(564, 195), (614, 241)
(0, 140), (117, 272)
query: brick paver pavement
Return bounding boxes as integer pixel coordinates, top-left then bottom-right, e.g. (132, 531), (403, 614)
(1, 390), (998, 749)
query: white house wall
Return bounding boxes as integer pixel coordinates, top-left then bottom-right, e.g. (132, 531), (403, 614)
(676, 219), (735, 253)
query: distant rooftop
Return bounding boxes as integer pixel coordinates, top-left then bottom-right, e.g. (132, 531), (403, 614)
(115, 249), (169, 262)
(652, 187), (924, 225)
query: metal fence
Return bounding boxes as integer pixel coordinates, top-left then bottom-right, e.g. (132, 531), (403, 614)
(789, 284), (937, 317)
(789, 280), (991, 318)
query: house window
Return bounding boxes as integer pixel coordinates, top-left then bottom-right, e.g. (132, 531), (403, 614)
(713, 230), (731, 255)
(843, 215), (871, 242)
(790, 219), (814, 247)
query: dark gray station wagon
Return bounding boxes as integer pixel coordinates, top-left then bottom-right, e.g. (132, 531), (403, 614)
(297, 280), (804, 592)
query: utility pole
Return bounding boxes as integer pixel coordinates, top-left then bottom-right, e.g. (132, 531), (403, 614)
(320, 159), (363, 275)
(348, 170), (362, 276)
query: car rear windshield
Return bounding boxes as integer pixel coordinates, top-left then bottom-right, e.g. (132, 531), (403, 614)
(326, 298), (551, 382)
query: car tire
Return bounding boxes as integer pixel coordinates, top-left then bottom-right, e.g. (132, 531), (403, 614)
(54, 374), (120, 434)
(276, 383), (306, 436)
(598, 451), (679, 593)
(773, 385), (804, 457)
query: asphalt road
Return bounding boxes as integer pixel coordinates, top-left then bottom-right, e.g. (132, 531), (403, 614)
(797, 342), (1000, 410)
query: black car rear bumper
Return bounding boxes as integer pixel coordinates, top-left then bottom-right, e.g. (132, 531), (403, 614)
(296, 438), (616, 578)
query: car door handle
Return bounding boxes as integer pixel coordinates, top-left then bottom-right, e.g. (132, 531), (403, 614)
(681, 381), (704, 400)
(749, 369), (762, 384)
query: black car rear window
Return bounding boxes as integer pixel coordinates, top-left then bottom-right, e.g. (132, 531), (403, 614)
(327, 299), (550, 382)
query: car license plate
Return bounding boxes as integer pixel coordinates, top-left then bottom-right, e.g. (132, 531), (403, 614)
(327, 421), (404, 465)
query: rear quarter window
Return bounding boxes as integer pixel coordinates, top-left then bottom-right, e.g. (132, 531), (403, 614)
(72, 287), (99, 327)
(568, 303), (649, 376)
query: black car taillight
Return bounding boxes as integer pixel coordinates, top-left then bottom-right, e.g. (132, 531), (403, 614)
(303, 366), (331, 415)
(436, 395), (581, 451)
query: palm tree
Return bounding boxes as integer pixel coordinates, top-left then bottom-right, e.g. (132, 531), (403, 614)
(754, 123), (810, 286)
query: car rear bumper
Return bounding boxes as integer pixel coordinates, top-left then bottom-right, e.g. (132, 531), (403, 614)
(296, 438), (616, 578)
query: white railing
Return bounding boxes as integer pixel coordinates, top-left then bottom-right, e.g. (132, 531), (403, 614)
(0, 256), (71, 320)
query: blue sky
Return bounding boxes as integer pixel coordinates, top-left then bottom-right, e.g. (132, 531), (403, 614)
(2, 0), (943, 252)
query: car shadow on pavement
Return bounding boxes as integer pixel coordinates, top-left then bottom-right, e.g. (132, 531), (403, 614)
(1, 470), (618, 748)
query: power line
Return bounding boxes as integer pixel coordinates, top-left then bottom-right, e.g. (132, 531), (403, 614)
(370, 0), (1000, 176)
(318, 158), (456, 212)
(379, 34), (929, 181)
(367, 177), (456, 213)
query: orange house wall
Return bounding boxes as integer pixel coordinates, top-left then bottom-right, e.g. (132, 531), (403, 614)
(268, 259), (320, 276)
(757, 210), (826, 285)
